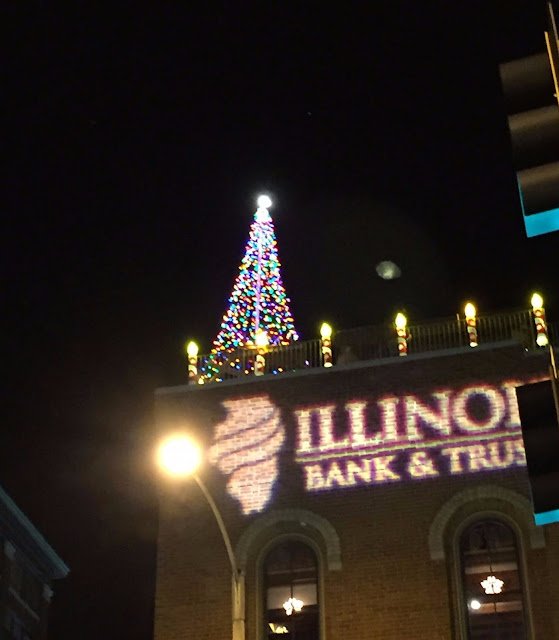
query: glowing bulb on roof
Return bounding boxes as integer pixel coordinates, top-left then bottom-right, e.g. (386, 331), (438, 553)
(464, 303), (476, 318)
(186, 341), (199, 357)
(320, 322), (333, 339)
(531, 293), (543, 309)
(395, 313), (407, 329)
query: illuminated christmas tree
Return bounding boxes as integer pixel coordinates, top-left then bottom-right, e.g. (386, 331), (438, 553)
(213, 195), (299, 352)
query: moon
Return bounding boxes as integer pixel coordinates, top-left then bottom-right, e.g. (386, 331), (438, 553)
(376, 260), (402, 280)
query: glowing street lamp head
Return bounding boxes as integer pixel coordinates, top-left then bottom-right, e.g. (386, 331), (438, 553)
(464, 303), (476, 318)
(257, 194), (272, 209)
(320, 322), (332, 339)
(470, 599), (481, 611)
(531, 292), (543, 309)
(395, 312), (407, 329)
(158, 435), (201, 477)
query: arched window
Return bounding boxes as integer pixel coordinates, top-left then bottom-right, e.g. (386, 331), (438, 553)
(263, 540), (319, 639)
(460, 519), (528, 639)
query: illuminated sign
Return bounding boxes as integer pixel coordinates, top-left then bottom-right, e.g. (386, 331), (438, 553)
(209, 396), (285, 515)
(296, 382), (525, 492)
(208, 379), (544, 514)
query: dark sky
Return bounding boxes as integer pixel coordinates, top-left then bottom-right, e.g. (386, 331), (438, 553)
(4, 2), (558, 639)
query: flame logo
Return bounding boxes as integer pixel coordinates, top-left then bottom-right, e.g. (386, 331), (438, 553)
(209, 396), (285, 514)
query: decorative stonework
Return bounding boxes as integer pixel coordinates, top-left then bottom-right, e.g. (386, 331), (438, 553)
(428, 485), (545, 560)
(236, 508), (342, 571)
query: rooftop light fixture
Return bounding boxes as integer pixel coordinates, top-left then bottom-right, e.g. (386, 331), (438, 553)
(395, 312), (407, 329)
(186, 341), (199, 357)
(531, 292), (543, 309)
(320, 322), (332, 339)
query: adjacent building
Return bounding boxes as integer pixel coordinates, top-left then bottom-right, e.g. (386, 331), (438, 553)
(0, 486), (69, 640)
(154, 310), (559, 639)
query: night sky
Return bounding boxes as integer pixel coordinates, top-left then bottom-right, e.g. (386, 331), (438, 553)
(4, 2), (558, 639)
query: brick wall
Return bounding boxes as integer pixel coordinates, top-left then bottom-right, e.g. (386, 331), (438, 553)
(154, 345), (559, 639)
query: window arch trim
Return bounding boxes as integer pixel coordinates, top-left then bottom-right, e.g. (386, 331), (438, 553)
(235, 508), (342, 572)
(428, 485), (545, 561)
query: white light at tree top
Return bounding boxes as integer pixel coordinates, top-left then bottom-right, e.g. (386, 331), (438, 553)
(257, 194), (272, 209)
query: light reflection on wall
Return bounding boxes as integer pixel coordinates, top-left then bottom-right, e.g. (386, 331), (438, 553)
(208, 378), (545, 514)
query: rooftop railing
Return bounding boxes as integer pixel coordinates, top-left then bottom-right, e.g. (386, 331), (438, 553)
(193, 309), (556, 385)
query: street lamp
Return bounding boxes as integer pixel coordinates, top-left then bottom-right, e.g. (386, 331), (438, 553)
(157, 435), (245, 640)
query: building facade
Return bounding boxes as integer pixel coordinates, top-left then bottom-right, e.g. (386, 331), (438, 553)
(154, 339), (559, 639)
(0, 487), (68, 640)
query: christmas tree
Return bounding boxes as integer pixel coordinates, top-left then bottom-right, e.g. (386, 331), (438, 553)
(213, 195), (299, 351)
(200, 195), (298, 381)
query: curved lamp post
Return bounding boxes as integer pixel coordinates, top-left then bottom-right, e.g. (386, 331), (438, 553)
(158, 436), (245, 640)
